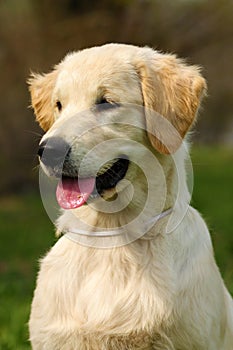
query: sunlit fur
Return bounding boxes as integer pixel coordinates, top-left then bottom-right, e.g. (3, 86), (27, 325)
(28, 70), (58, 131)
(28, 44), (233, 349)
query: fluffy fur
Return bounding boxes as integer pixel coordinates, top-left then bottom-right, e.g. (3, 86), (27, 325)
(28, 44), (233, 349)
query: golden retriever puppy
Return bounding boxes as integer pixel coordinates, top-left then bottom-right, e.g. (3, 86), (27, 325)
(28, 44), (233, 349)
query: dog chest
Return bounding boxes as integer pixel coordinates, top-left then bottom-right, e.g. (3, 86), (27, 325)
(30, 236), (174, 345)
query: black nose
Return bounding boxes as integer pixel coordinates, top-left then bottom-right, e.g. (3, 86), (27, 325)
(38, 137), (71, 168)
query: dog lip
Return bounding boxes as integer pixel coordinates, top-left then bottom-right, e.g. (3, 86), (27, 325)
(61, 156), (129, 198)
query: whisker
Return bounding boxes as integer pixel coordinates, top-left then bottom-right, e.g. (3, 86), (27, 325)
(32, 164), (40, 173)
(24, 129), (43, 137)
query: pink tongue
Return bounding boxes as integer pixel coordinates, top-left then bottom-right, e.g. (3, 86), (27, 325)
(56, 177), (95, 209)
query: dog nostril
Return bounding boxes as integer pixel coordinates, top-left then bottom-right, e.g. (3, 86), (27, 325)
(38, 142), (46, 158)
(38, 137), (71, 168)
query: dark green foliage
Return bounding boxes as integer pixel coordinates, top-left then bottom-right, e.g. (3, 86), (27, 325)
(0, 0), (233, 192)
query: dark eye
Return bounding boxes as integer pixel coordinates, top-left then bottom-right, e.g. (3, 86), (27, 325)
(95, 97), (120, 112)
(56, 101), (62, 111)
(97, 97), (108, 105)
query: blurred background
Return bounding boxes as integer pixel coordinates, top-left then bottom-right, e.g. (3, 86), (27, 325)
(0, 0), (233, 348)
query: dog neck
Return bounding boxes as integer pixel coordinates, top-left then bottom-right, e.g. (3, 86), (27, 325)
(61, 207), (172, 246)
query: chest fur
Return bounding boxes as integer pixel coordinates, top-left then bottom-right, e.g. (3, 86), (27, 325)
(32, 238), (174, 338)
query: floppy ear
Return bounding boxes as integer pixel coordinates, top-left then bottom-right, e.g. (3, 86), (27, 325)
(28, 70), (58, 131)
(136, 51), (207, 154)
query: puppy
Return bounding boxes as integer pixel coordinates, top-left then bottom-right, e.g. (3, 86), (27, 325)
(28, 44), (233, 349)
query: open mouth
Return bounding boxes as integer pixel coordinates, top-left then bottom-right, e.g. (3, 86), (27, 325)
(56, 157), (129, 209)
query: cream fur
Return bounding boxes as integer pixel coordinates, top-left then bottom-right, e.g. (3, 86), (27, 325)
(28, 44), (233, 349)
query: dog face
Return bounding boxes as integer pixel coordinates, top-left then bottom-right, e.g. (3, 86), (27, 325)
(29, 44), (206, 211)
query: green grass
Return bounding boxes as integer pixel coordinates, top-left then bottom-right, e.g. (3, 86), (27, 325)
(0, 194), (54, 349)
(191, 146), (233, 293)
(0, 146), (233, 348)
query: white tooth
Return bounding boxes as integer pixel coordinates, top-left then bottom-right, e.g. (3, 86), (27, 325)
(97, 159), (117, 176)
(89, 193), (98, 200)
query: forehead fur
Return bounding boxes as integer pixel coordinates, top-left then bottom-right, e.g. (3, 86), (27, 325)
(54, 44), (144, 106)
(58, 44), (142, 84)
(62, 43), (141, 65)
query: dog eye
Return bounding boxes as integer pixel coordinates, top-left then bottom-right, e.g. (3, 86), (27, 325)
(56, 101), (62, 111)
(97, 97), (108, 105)
(95, 97), (120, 111)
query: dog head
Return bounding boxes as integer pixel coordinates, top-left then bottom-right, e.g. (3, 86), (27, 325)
(28, 44), (206, 211)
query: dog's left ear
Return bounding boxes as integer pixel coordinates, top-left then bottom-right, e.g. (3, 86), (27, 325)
(28, 70), (58, 131)
(136, 51), (207, 154)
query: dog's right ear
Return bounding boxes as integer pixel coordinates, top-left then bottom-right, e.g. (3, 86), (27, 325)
(135, 50), (207, 154)
(28, 70), (58, 131)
